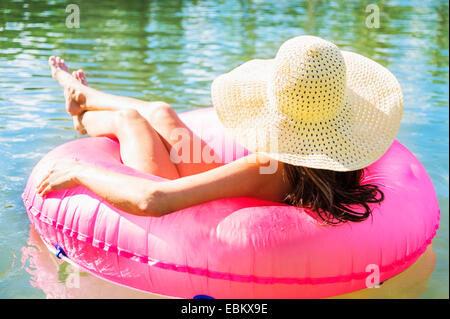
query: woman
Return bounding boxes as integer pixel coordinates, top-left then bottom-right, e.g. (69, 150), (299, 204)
(37, 35), (403, 224)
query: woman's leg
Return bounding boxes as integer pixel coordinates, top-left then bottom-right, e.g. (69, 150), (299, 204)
(50, 56), (223, 177)
(66, 63), (178, 179)
(73, 85), (224, 177)
(49, 56), (170, 115)
(78, 109), (179, 180)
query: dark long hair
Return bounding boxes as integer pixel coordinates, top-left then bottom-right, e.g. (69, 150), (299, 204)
(283, 164), (384, 225)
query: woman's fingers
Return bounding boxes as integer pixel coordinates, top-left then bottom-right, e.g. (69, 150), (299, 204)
(37, 176), (51, 196)
(40, 183), (53, 197)
(38, 175), (60, 197)
(36, 168), (53, 190)
(37, 179), (47, 194)
(35, 160), (81, 197)
(36, 164), (59, 196)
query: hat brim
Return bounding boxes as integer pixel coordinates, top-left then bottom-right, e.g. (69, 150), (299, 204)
(211, 51), (403, 171)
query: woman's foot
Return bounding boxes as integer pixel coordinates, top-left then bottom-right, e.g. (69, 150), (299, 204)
(71, 70), (88, 135)
(49, 56), (89, 135)
(49, 56), (87, 116)
(72, 69), (88, 86)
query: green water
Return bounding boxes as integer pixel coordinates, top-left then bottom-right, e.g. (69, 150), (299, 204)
(0, 0), (448, 298)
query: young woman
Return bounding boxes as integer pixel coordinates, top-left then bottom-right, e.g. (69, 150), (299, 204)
(37, 36), (402, 224)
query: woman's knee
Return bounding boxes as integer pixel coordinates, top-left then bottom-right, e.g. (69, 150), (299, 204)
(115, 109), (147, 128)
(145, 102), (177, 125)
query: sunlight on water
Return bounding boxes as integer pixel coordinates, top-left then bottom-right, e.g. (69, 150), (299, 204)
(0, 0), (448, 298)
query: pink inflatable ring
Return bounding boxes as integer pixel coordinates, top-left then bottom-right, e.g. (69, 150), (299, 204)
(22, 107), (440, 298)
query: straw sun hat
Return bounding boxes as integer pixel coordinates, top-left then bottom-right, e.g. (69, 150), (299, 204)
(211, 35), (403, 171)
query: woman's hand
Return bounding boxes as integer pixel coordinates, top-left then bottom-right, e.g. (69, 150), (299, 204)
(36, 160), (83, 197)
(35, 159), (163, 216)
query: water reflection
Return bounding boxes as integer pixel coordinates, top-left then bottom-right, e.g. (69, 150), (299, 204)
(21, 227), (165, 299)
(333, 245), (437, 299)
(21, 226), (436, 299)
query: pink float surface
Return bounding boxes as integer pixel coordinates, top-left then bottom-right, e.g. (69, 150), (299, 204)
(22, 107), (440, 298)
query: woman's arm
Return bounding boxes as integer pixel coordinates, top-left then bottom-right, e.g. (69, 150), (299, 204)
(37, 160), (160, 216)
(152, 154), (288, 215)
(37, 154), (288, 217)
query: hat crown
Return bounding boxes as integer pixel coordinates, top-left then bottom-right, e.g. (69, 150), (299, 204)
(269, 36), (347, 123)
(211, 35), (403, 171)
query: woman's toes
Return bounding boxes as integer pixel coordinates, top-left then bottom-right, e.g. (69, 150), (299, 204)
(49, 56), (56, 66)
(72, 69), (88, 86)
(49, 56), (58, 77)
(57, 57), (70, 73)
(77, 70), (88, 86)
(49, 56), (75, 88)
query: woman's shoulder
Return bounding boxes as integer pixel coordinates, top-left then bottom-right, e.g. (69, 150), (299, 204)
(226, 153), (290, 202)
